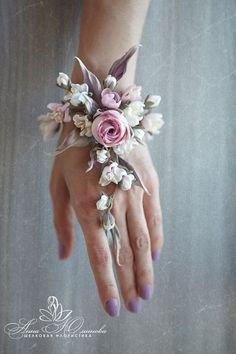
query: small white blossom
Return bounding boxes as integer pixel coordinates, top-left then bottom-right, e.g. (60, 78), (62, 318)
(113, 138), (138, 156)
(99, 162), (127, 186)
(73, 114), (92, 137)
(123, 101), (144, 127)
(144, 95), (161, 108)
(119, 174), (135, 191)
(96, 149), (109, 163)
(133, 128), (145, 141)
(142, 113), (164, 134)
(121, 85), (142, 102)
(64, 83), (93, 112)
(103, 75), (117, 90)
(96, 194), (110, 210)
(57, 72), (71, 88)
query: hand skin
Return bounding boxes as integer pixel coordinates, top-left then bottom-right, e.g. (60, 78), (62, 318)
(49, 0), (164, 316)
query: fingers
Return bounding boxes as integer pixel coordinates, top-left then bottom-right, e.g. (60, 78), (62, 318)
(66, 174), (120, 317)
(143, 180), (164, 261)
(50, 169), (76, 260)
(126, 190), (154, 300)
(81, 217), (120, 317)
(112, 200), (142, 313)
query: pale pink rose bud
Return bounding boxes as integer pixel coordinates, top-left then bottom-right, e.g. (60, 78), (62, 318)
(101, 88), (121, 109)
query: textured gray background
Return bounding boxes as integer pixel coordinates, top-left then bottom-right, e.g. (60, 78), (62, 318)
(0, 0), (236, 353)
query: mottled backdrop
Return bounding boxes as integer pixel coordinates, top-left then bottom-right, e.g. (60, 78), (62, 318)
(0, 0), (236, 353)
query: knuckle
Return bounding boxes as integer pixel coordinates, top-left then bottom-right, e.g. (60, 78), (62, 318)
(133, 233), (150, 252)
(148, 179), (159, 194)
(90, 246), (110, 267)
(102, 282), (117, 294)
(138, 267), (153, 281)
(143, 170), (159, 189)
(119, 246), (134, 266)
(148, 212), (163, 228)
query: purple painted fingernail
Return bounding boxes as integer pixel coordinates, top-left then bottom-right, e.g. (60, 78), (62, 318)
(152, 250), (161, 261)
(128, 298), (142, 313)
(105, 298), (120, 317)
(58, 243), (66, 260)
(140, 285), (153, 300)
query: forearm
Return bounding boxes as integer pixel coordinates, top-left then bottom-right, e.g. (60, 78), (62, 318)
(60, 0), (150, 140)
(71, 0), (151, 87)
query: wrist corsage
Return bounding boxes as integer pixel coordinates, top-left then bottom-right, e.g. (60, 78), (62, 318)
(38, 44), (164, 266)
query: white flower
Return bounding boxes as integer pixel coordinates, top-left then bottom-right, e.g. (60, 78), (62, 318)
(64, 83), (93, 112)
(96, 149), (109, 163)
(119, 174), (135, 191)
(99, 162), (127, 186)
(47, 102), (70, 123)
(123, 101), (144, 127)
(113, 138), (138, 156)
(73, 114), (92, 137)
(121, 85), (142, 102)
(103, 75), (117, 90)
(57, 72), (71, 88)
(142, 113), (164, 134)
(96, 194), (110, 210)
(64, 83), (89, 99)
(133, 128), (145, 141)
(144, 95), (161, 108)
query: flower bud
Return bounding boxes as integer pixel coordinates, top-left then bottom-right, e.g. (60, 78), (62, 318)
(96, 194), (110, 210)
(102, 211), (116, 230)
(57, 72), (71, 89)
(144, 95), (161, 108)
(103, 75), (117, 90)
(119, 174), (135, 191)
(96, 149), (109, 164)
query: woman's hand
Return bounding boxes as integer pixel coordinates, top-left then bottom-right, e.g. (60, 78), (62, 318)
(50, 125), (164, 316)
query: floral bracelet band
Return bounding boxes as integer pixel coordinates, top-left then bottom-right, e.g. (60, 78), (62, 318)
(38, 44), (164, 266)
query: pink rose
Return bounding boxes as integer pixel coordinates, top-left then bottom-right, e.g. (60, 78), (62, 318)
(101, 88), (121, 109)
(91, 110), (130, 147)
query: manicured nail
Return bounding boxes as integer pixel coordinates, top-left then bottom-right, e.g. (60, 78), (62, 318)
(140, 285), (153, 300)
(58, 243), (66, 260)
(105, 298), (120, 317)
(152, 250), (161, 261)
(128, 298), (142, 313)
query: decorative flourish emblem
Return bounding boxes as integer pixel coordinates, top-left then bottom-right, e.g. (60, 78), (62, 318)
(4, 296), (106, 339)
(39, 296), (84, 334)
